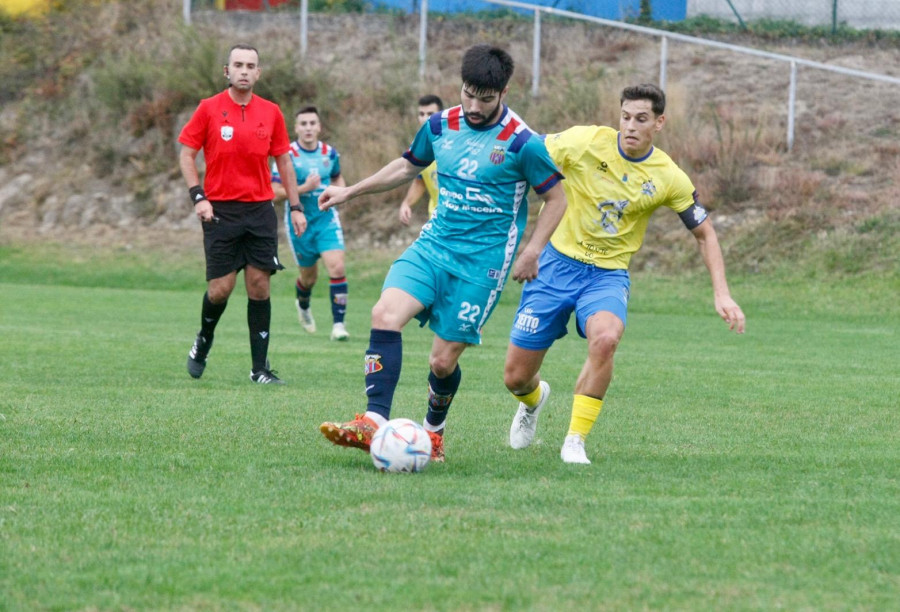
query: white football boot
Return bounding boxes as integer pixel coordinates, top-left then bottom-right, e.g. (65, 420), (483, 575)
(560, 434), (591, 464)
(330, 322), (349, 341)
(296, 300), (316, 333)
(509, 380), (550, 449)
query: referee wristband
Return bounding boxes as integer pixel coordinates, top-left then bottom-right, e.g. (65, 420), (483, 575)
(289, 204), (304, 213)
(189, 186), (206, 206)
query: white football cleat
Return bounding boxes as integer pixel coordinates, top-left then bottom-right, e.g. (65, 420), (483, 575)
(330, 322), (349, 341)
(509, 380), (550, 449)
(560, 434), (591, 464)
(296, 301), (316, 333)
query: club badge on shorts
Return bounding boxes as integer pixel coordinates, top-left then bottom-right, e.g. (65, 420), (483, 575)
(220, 125), (234, 141)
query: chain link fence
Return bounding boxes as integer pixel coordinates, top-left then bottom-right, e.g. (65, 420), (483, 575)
(687, 0), (900, 30)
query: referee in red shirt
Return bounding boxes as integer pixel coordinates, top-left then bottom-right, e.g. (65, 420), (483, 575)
(178, 43), (306, 384)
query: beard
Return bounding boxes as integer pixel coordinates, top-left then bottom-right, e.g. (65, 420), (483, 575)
(464, 103), (502, 126)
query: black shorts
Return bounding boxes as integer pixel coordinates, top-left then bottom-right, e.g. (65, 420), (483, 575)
(203, 200), (285, 281)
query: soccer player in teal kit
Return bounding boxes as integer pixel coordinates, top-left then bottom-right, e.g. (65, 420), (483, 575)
(316, 44), (568, 461)
(272, 106), (350, 341)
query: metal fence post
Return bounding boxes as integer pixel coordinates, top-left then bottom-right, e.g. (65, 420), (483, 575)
(419, 0), (429, 82)
(300, 0), (308, 58)
(183, 0), (191, 25)
(787, 61), (797, 152)
(659, 35), (668, 91)
(531, 9), (541, 98)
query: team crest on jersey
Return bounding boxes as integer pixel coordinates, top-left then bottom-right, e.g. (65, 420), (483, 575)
(489, 146), (506, 165)
(641, 179), (657, 197)
(596, 199), (630, 235)
(364, 354), (383, 375)
(255, 125), (268, 140)
(220, 126), (234, 141)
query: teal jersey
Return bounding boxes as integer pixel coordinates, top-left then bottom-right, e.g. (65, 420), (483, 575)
(403, 104), (562, 289)
(271, 140), (342, 226)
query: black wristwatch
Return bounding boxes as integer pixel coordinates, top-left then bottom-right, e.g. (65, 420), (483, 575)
(289, 204), (304, 213)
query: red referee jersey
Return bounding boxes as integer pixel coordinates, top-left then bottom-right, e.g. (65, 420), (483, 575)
(178, 89), (290, 202)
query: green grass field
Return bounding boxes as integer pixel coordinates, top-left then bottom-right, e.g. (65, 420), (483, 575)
(1, 242), (898, 610)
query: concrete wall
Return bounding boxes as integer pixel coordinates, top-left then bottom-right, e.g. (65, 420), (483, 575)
(687, 0), (900, 30)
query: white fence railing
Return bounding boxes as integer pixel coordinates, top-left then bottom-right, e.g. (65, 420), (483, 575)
(183, 0), (900, 151)
(483, 0), (900, 151)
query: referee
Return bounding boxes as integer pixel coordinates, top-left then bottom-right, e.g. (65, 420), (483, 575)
(178, 43), (306, 384)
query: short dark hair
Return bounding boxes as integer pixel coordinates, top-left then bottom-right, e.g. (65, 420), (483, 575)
(460, 44), (514, 94)
(621, 83), (666, 116)
(226, 43), (260, 65)
(295, 105), (319, 118)
(418, 94), (443, 110)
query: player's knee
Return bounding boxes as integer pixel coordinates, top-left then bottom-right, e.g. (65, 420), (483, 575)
(502, 362), (530, 394)
(207, 279), (235, 303)
(370, 301), (396, 329)
(587, 330), (620, 361)
(428, 354), (457, 378)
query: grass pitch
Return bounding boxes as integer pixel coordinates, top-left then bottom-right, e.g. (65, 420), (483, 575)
(1, 243), (898, 610)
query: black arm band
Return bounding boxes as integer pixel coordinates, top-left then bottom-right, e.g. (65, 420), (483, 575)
(189, 186), (206, 205)
(289, 204), (304, 213)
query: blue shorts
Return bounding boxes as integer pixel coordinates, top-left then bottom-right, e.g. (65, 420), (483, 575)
(383, 244), (503, 345)
(509, 244), (630, 351)
(284, 207), (344, 268)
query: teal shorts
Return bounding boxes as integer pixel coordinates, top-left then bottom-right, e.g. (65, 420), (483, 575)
(284, 207), (344, 268)
(383, 244), (503, 345)
(509, 244), (630, 351)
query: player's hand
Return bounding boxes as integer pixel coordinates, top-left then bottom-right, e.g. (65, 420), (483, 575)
(290, 210), (307, 237)
(319, 185), (349, 211)
(511, 248), (540, 283)
(398, 202), (412, 225)
(715, 296), (746, 334)
(302, 173), (321, 193)
(195, 199), (215, 223)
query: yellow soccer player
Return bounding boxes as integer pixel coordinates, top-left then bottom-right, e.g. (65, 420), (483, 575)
(397, 94), (443, 225)
(504, 83), (745, 464)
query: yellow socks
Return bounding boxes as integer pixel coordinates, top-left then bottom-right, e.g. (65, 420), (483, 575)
(567, 394), (603, 439)
(513, 384), (543, 409)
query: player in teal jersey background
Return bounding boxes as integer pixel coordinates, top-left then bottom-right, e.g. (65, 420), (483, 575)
(272, 106), (350, 342)
(316, 44), (568, 462)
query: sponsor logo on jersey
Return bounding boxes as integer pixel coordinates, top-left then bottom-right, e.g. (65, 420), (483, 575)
(465, 187), (497, 206)
(220, 125), (234, 141)
(489, 146), (506, 165)
(596, 199), (630, 235)
(440, 186), (464, 201)
(364, 353), (383, 375)
(465, 137), (486, 155)
(641, 179), (656, 197)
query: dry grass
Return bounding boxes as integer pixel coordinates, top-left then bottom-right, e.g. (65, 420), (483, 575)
(1, 2), (899, 276)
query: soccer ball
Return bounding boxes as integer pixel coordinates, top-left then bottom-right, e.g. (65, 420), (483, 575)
(370, 418), (432, 473)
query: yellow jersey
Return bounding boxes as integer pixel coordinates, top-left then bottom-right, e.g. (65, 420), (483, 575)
(420, 161), (439, 216)
(546, 125), (700, 269)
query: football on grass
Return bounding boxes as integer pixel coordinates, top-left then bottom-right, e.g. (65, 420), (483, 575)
(370, 418), (432, 473)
